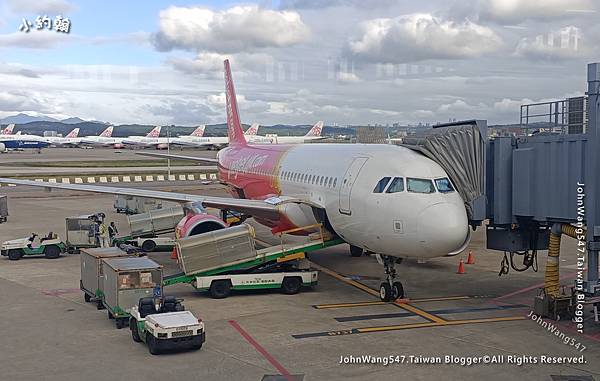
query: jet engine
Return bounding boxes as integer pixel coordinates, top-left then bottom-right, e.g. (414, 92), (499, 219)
(175, 212), (228, 239)
(0, 143), (5, 152)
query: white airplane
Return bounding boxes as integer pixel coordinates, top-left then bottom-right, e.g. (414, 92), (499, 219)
(79, 126), (125, 148)
(172, 123), (264, 149)
(44, 128), (81, 146)
(0, 60), (470, 301)
(254, 122), (326, 145)
(121, 126), (166, 148)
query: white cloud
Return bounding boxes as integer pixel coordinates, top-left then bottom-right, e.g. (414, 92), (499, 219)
(480, 0), (595, 24)
(515, 26), (585, 60)
(347, 13), (502, 63)
(0, 31), (73, 49)
(6, 0), (76, 14)
(336, 71), (361, 83)
(153, 5), (310, 53)
(167, 51), (274, 78)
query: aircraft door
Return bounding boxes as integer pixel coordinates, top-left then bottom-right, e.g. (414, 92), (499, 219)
(338, 157), (368, 215)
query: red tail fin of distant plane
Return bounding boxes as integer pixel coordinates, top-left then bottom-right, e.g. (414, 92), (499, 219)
(224, 59), (247, 146)
(191, 125), (205, 137)
(100, 126), (113, 137)
(305, 121), (323, 137)
(66, 128), (79, 138)
(3, 124), (15, 135)
(244, 123), (259, 135)
(147, 126), (161, 137)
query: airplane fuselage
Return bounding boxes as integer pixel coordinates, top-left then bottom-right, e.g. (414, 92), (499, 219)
(217, 142), (469, 259)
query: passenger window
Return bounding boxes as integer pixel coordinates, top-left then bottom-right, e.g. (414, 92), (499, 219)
(386, 177), (404, 193)
(328, 177), (333, 187)
(333, 178), (337, 188)
(373, 177), (391, 193)
(407, 178), (436, 194)
(435, 178), (455, 193)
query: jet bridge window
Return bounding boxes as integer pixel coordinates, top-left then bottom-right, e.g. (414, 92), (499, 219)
(407, 178), (436, 194)
(373, 177), (391, 193)
(385, 177), (404, 193)
(434, 178), (455, 193)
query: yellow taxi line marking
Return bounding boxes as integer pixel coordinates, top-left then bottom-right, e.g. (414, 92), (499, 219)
(313, 296), (472, 309)
(309, 261), (447, 323)
(357, 316), (526, 333)
(314, 301), (386, 309)
(393, 302), (447, 323)
(309, 262), (380, 297)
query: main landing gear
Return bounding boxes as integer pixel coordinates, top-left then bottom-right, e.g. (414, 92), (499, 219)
(379, 255), (404, 302)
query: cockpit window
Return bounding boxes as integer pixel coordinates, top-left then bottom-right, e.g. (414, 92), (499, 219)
(407, 178), (436, 194)
(435, 178), (455, 193)
(386, 177), (404, 193)
(373, 177), (391, 193)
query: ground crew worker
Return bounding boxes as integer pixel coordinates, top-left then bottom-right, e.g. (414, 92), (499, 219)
(99, 220), (110, 248)
(108, 222), (118, 245)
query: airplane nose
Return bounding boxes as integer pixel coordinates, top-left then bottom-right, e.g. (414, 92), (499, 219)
(417, 202), (469, 255)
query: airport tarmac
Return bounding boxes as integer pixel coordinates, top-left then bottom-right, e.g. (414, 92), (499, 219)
(0, 152), (599, 380)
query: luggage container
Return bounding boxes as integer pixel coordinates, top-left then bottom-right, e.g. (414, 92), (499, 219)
(128, 206), (183, 238)
(65, 214), (99, 252)
(80, 247), (137, 308)
(114, 195), (163, 215)
(102, 257), (162, 329)
(0, 195), (7, 223)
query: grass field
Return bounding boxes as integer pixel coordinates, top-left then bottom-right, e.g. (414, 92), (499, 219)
(4, 160), (193, 168)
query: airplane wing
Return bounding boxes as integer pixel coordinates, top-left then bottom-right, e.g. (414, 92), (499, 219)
(0, 178), (279, 221)
(136, 152), (218, 164)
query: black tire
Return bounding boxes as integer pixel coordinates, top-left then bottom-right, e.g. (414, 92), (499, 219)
(350, 245), (363, 257)
(392, 281), (404, 299)
(281, 277), (302, 295)
(8, 249), (22, 261)
(44, 245), (61, 259)
(130, 318), (142, 342)
(108, 310), (114, 319)
(141, 240), (156, 252)
(97, 300), (105, 310)
(147, 335), (160, 355)
(379, 282), (393, 302)
(191, 342), (203, 351)
(84, 293), (91, 303)
(209, 280), (231, 299)
(116, 318), (128, 329)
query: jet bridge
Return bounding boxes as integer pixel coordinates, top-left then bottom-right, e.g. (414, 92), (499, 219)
(401, 63), (600, 320)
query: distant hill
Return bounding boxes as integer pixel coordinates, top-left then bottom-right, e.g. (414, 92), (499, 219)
(61, 117), (89, 124)
(0, 113), (60, 124)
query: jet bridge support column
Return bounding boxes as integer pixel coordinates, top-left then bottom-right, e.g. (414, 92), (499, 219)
(585, 63), (600, 294)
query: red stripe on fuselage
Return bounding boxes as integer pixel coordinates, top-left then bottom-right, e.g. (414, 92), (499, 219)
(218, 144), (293, 200)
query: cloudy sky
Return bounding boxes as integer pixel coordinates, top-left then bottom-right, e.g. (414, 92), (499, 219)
(0, 0), (598, 126)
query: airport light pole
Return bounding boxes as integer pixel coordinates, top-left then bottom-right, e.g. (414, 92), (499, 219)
(167, 125), (171, 179)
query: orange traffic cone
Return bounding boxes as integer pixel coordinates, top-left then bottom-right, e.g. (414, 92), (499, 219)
(170, 248), (178, 261)
(466, 250), (475, 265)
(457, 259), (465, 274)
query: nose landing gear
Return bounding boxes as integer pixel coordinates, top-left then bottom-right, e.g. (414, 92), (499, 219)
(378, 255), (404, 302)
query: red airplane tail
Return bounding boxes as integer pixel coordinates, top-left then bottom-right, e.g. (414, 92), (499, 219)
(191, 125), (205, 137)
(147, 126), (162, 137)
(66, 128), (79, 138)
(224, 59), (247, 146)
(100, 126), (113, 137)
(305, 121), (323, 137)
(2, 124), (15, 135)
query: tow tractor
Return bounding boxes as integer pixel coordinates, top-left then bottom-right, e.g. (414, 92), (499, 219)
(1, 232), (66, 260)
(129, 296), (205, 355)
